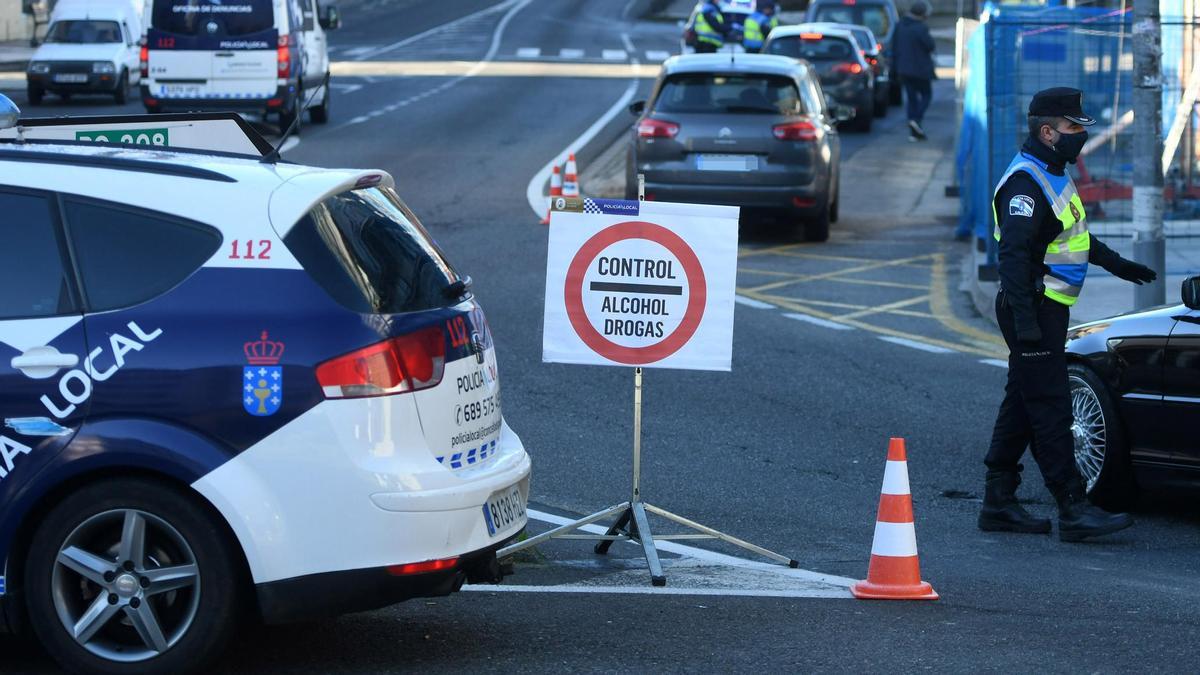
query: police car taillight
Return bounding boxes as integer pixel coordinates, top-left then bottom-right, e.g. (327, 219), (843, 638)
(139, 44), (148, 79)
(277, 35), (291, 79)
(316, 326), (446, 398)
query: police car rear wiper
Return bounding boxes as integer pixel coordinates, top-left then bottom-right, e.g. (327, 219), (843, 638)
(443, 275), (473, 300)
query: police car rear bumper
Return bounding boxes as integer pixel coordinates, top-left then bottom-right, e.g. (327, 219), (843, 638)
(255, 531), (521, 624)
(140, 84), (294, 112)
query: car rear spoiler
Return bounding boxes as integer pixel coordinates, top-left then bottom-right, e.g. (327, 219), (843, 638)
(0, 111), (276, 158)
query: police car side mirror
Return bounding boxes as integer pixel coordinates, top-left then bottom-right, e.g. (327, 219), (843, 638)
(1183, 276), (1200, 310)
(832, 104), (854, 122)
(319, 4), (341, 30)
(628, 100), (646, 116)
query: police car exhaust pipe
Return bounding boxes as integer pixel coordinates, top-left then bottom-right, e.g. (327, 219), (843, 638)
(464, 553), (505, 584)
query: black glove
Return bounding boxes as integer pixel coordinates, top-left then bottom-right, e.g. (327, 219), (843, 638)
(1016, 323), (1042, 346)
(1113, 258), (1158, 285)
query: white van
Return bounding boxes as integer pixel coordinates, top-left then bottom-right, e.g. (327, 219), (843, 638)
(141, 0), (339, 131)
(25, 1), (143, 105)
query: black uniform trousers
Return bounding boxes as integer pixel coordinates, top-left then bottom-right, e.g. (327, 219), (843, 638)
(985, 290), (1081, 489)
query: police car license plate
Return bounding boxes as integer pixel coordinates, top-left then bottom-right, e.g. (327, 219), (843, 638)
(697, 154), (758, 171)
(158, 84), (202, 97)
(53, 73), (88, 83)
(483, 484), (525, 537)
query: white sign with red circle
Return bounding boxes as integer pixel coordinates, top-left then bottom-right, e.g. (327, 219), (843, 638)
(543, 199), (739, 371)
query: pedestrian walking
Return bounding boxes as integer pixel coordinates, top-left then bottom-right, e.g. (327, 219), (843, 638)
(892, 0), (935, 141)
(692, 0), (730, 54)
(980, 87), (1157, 542)
(742, 1), (779, 54)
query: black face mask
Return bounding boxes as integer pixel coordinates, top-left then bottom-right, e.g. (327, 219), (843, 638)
(1051, 129), (1088, 164)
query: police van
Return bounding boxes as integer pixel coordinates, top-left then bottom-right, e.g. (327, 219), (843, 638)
(0, 96), (530, 674)
(140, 0), (339, 131)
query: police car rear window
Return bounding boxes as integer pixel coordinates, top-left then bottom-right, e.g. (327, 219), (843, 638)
(0, 190), (78, 320)
(152, 0), (274, 37)
(654, 74), (803, 115)
(766, 36), (854, 61)
(284, 188), (461, 315)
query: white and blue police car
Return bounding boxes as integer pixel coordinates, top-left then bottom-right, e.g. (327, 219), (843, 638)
(0, 95), (530, 674)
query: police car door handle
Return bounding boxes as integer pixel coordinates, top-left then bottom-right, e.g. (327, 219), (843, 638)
(12, 346), (79, 380)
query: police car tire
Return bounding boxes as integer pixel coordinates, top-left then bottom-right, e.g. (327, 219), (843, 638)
(24, 477), (242, 675)
(1067, 363), (1138, 511)
(310, 76), (330, 124)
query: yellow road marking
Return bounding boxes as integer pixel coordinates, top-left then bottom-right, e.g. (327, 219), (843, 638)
(836, 294), (932, 321)
(745, 254), (933, 294)
(756, 294), (936, 318)
(928, 253), (1006, 347)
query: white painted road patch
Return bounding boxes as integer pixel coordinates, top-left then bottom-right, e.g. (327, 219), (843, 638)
(734, 296), (775, 309)
(980, 358), (1009, 368)
(878, 335), (955, 354)
(783, 313), (855, 331)
(496, 508), (856, 599)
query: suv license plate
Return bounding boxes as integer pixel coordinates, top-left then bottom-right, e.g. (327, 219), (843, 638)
(697, 154), (758, 171)
(483, 484), (525, 537)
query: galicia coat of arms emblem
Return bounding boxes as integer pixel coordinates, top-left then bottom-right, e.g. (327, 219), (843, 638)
(243, 331), (285, 417)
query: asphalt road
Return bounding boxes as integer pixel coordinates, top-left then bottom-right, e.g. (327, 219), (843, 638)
(4, 0), (1200, 672)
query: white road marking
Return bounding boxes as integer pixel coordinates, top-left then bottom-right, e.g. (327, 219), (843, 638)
(463, 584), (850, 599)
(645, 50), (672, 61)
(527, 508), (856, 587)
(878, 336), (955, 354)
(354, 0), (525, 61)
(335, 0), (533, 131)
(524, 34), (641, 218)
(343, 46), (376, 58)
(980, 358), (1009, 368)
(782, 313), (855, 330)
(330, 82), (363, 94)
(602, 49), (628, 61)
(279, 137), (301, 154)
(559, 48), (585, 59)
(516, 47), (541, 58)
(734, 296), (775, 309)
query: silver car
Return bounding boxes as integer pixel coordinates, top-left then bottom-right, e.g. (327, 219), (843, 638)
(764, 25), (875, 132)
(626, 54), (846, 241)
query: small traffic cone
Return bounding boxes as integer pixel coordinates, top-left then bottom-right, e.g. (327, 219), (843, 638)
(541, 165), (563, 225)
(851, 438), (939, 601)
(562, 153), (580, 197)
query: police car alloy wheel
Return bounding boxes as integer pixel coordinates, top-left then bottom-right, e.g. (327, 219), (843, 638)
(25, 478), (241, 675)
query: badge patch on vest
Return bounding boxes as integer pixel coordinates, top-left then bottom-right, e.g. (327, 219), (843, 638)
(1009, 195), (1035, 217)
(1069, 201), (1081, 221)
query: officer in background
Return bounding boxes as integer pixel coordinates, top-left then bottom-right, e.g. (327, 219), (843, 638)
(693, 0), (730, 54)
(743, 1), (779, 54)
(980, 87), (1156, 542)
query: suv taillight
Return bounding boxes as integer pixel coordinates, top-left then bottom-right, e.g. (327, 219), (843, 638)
(637, 118), (679, 138)
(773, 121), (817, 141)
(139, 44), (148, 79)
(277, 35), (291, 78)
(316, 326), (446, 399)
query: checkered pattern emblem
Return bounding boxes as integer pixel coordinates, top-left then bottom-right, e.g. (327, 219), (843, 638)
(582, 198), (602, 214)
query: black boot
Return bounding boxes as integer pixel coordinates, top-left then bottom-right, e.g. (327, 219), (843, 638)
(978, 467), (1052, 534)
(1051, 477), (1134, 543)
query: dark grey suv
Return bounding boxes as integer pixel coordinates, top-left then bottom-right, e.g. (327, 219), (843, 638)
(625, 54), (845, 241)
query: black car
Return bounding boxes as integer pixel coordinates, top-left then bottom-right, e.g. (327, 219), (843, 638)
(1065, 276), (1200, 509)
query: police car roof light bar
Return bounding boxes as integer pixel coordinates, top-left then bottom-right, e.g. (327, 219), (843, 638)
(0, 94), (20, 131)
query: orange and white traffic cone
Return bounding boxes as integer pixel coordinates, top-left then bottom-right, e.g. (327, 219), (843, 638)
(562, 153), (580, 198)
(541, 165), (563, 225)
(851, 438), (939, 601)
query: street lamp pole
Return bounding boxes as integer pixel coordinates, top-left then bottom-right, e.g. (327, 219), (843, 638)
(1132, 0), (1166, 308)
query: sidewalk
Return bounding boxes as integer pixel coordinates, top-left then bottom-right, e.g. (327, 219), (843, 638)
(0, 39), (34, 71)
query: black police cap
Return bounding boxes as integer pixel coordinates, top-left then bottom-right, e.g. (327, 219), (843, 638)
(1028, 87), (1096, 126)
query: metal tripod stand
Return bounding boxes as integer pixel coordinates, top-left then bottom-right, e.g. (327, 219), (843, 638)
(497, 367), (798, 586)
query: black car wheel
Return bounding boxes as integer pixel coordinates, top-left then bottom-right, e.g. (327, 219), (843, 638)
(889, 80), (902, 105)
(1067, 363), (1137, 509)
(803, 202), (830, 242)
(28, 84), (44, 105)
(114, 70), (128, 105)
(25, 477), (242, 675)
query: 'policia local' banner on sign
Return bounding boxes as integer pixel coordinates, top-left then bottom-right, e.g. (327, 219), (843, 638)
(542, 198), (738, 372)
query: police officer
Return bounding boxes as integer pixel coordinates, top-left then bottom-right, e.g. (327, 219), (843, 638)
(980, 87), (1156, 542)
(693, 0), (730, 54)
(743, 1), (779, 54)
